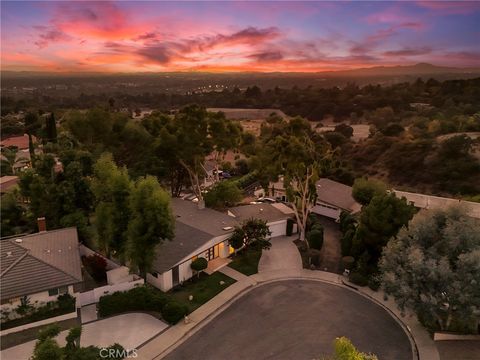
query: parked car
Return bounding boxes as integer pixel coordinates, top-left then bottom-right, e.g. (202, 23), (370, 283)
(257, 197), (276, 203)
(221, 172), (232, 179)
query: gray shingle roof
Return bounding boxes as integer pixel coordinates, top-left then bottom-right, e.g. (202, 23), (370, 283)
(228, 204), (292, 223)
(172, 198), (238, 236)
(1, 228), (82, 301)
(315, 178), (360, 212)
(151, 221), (213, 274)
(151, 199), (239, 274)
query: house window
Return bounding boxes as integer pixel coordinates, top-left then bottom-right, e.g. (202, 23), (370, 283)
(151, 272), (158, 278)
(48, 288), (59, 296)
(59, 286), (68, 295)
(48, 286), (68, 296)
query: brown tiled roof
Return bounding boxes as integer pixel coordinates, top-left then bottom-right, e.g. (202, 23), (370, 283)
(0, 228), (82, 301)
(0, 134), (37, 150)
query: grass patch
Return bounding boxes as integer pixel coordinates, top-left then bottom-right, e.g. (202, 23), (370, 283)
(169, 272), (236, 313)
(228, 247), (262, 276)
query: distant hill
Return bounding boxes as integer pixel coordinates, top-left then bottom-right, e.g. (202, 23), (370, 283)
(320, 63), (480, 77)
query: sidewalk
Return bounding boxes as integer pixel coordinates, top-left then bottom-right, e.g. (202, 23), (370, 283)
(137, 239), (439, 360)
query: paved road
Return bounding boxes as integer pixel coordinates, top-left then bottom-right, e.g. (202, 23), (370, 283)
(165, 280), (412, 360)
(1, 313), (167, 360)
(258, 235), (303, 272)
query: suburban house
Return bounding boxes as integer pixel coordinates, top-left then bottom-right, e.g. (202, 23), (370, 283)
(147, 198), (238, 291)
(0, 134), (37, 150)
(227, 203), (296, 237)
(255, 177), (361, 221)
(312, 178), (361, 220)
(0, 227), (83, 315)
(0, 176), (19, 195)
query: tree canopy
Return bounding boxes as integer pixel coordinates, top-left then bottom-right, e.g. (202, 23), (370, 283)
(380, 207), (480, 333)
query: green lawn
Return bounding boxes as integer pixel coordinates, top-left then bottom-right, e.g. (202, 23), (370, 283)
(228, 247), (262, 276)
(169, 272), (236, 312)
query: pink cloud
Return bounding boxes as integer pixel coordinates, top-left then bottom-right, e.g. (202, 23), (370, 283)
(33, 26), (72, 48)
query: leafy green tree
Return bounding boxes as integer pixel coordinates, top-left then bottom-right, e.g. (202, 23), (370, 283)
(32, 337), (63, 360)
(242, 218), (272, 249)
(329, 337), (378, 360)
(229, 228), (245, 255)
(1, 146), (20, 174)
(1, 192), (27, 236)
(126, 176), (174, 279)
(334, 124), (354, 138)
(24, 111), (41, 162)
(65, 326), (82, 351)
(204, 181), (242, 209)
(352, 193), (415, 265)
(91, 153), (132, 258)
(44, 112), (57, 143)
(191, 257), (208, 278)
(208, 111), (243, 182)
(351, 178), (387, 206)
(254, 116), (331, 243)
(380, 207), (480, 332)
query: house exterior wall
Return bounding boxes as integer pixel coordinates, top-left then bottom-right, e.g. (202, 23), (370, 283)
(147, 270), (172, 292)
(148, 234), (232, 292)
(268, 220), (287, 238)
(1, 285), (76, 316)
(312, 201), (342, 220)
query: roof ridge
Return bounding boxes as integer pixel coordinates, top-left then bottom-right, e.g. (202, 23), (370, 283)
(0, 251), (28, 278)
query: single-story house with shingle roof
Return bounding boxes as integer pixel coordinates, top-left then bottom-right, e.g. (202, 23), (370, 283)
(312, 178), (361, 220)
(0, 227), (83, 313)
(227, 203), (296, 238)
(147, 198), (239, 291)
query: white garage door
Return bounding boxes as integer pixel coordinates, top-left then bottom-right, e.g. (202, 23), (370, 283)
(268, 220), (287, 238)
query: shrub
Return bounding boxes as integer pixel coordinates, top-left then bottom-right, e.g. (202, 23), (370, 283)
(307, 228), (324, 250)
(368, 274), (381, 291)
(161, 301), (188, 324)
(349, 272), (368, 287)
(341, 229), (355, 256)
(98, 286), (169, 317)
(286, 218), (294, 236)
(342, 256), (355, 270)
(191, 258), (208, 278)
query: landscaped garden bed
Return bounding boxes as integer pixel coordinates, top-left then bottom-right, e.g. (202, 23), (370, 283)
(98, 272), (236, 324)
(169, 272), (236, 312)
(228, 247), (262, 275)
(0, 294), (76, 330)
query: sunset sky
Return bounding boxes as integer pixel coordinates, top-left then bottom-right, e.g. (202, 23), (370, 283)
(1, 1), (480, 73)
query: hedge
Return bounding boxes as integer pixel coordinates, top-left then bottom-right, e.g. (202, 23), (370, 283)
(161, 302), (188, 324)
(98, 286), (188, 325)
(98, 287), (168, 318)
(307, 228), (324, 250)
(349, 272), (368, 287)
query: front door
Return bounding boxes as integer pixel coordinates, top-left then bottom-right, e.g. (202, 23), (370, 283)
(207, 244), (220, 261)
(172, 265), (179, 286)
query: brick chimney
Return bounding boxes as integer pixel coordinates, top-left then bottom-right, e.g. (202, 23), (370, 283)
(37, 217), (46, 232)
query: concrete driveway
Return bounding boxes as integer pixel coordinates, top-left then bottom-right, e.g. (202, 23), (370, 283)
(165, 280), (412, 360)
(0, 313), (167, 360)
(315, 216), (343, 273)
(258, 235), (302, 272)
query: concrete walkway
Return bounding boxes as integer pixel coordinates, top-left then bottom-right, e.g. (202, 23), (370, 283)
(258, 235), (303, 272)
(316, 217), (343, 273)
(219, 265), (255, 284)
(1, 313), (167, 360)
(138, 261), (439, 360)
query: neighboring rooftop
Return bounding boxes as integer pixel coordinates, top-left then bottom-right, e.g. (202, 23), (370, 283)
(393, 190), (480, 219)
(0, 176), (19, 194)
(0, 134), (36, 150)
(315, 178), (361, 213)
(228, 203), (293, 223)
(172, 198), (238, 236)
(0, 227), (82, 301)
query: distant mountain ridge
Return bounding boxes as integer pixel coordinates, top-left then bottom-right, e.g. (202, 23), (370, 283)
(2, 63), (480, 78)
